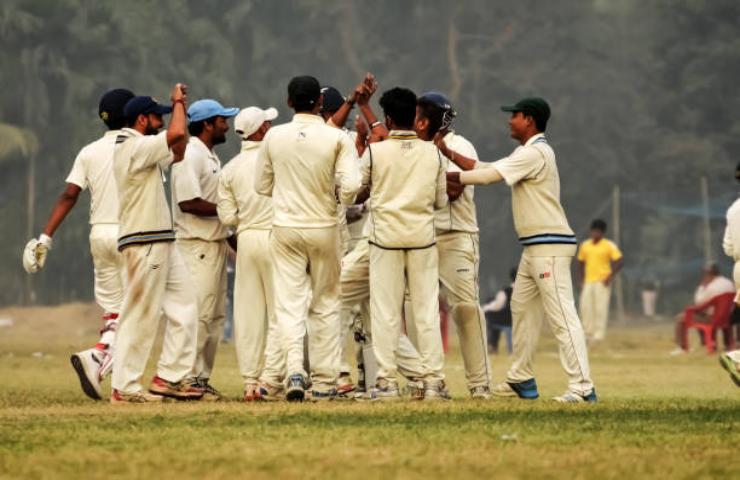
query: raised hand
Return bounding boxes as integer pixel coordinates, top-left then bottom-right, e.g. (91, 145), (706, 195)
(171, 83), (188, 104)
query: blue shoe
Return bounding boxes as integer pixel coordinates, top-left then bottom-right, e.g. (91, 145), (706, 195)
(310, 388), (338, 402)
(492, 378), (540, 399)
(553, 388), (597, 403)
(285, 374), (306, 402)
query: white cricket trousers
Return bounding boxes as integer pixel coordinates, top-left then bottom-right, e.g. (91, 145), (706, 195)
(234, 229), (285, 388)
(89, 224), (125, 314)
(340, 239), (425, 380)
(507, 252), (594, 396)
(369, 244), (444, 386)
(271, 226), (341, 392)
(436, 231), (491, 389)
(111, 242), (198, 394)
(178, 238), (228, 381)
(579, 281), (612, 341)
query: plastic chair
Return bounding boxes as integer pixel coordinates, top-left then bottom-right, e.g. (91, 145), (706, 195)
(682, 292), (736, 353)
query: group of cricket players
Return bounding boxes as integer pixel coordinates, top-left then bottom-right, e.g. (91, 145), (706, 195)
(21, 71), (740, 403)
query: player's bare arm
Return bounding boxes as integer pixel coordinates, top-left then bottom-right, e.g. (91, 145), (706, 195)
(178, 198), (218, 217)
(168, 83), (189, 162)
(605, 258), (624, 286)
(356, 74), (389, 142)
(42, 183), (82, 237)
(434, 132), (477, 171)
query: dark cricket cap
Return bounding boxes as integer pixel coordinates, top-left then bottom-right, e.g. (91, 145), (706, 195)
(123, 96), (173, 121)
(501, 97), (551, 124)
(288, 76), (321, 106)
(98, 88), (135, 125)
(320, 86), (346, 113)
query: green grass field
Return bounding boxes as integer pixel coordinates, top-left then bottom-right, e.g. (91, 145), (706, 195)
(0, 303), (738, 479)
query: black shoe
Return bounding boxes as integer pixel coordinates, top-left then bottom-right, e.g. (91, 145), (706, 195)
(286, 374), (306, 402)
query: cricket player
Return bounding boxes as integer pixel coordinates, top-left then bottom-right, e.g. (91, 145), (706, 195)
(254, 75), (361, 402)
(171, 99), (239, 400)
(362, 87), (449, 401)
(110, 85), (203, 403)
(22, 89), (134, 401)
(441, 97), (596, 403)
(577, 219), (623, 343)
(720, 162), (740, 387)
(218, 105), (287, 401)
(414, 91), (492, 399)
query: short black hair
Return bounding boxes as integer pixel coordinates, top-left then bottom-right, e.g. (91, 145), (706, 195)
(590, 219), (607, 232)
(416, 97), (444, 136)
(288, 76), (321, 112)
(187, 117), (218, 136)
(379, 87), (417, 130)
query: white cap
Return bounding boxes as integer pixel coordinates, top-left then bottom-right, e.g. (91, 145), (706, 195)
(234, 106), (278, 139)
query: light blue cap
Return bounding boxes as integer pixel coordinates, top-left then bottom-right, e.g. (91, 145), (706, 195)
(187, 99), (240, 123)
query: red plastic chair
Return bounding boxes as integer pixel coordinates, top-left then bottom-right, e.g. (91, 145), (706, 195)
(682, 292), (736, 353)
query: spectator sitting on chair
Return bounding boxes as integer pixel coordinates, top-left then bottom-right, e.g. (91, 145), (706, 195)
(482, 268), (517, 354)
(669, 262), (735, 355)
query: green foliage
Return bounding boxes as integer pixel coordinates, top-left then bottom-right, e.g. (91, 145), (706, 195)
(1, 0), (739, 307)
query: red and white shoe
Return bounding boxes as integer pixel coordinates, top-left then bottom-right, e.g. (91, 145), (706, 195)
(243, 384), (263, 402)
(111, 389), (164, 405)
(70, 348), (105, 400)
(149, 376), (204, 400)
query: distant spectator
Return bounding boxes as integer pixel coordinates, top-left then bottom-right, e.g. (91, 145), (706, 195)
(482, 268), (517, 354)
(577, 219), (623, 342)
(669, 262), (735, 355)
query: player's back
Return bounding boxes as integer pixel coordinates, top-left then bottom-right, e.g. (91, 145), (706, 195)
(261, 113), (355, 228)
(68, 131), (121, 225)
(365, 132), (445, 249)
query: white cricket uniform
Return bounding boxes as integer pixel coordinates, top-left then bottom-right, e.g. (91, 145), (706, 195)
(362, 130), (447, 387)
(111, 128), (198, 394)
(340, 234), (427, 381)
(218, 139), (285, 388)
(65, 130), (125, 316)
(432, 131), (491, 391)
(255, 113), (360, 392)
(722, 198), (740, 365)
(171, 136), (229, 381)
(461, 133), (594, 396)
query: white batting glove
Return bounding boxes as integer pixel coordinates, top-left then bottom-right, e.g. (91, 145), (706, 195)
(22, 234), (53, 273)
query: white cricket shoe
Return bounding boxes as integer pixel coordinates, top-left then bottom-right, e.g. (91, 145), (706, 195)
(70, 348), (105, 400)
(424, 381), (452, 401)
(552, 389), (598, 403)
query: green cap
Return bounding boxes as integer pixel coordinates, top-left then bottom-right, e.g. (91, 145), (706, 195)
(501, 97), (551, 130)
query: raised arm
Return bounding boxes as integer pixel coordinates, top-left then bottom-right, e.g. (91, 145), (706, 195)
(167, 83), (189, 162)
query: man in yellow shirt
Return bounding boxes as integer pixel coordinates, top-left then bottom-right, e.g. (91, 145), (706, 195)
(576, 219), (623, 342)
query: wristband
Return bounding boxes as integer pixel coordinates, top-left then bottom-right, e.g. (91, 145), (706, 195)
(370, 121), (382, 129)
(172, 99), (186, 106)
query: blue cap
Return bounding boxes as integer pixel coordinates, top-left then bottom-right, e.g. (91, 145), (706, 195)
(419, 91), (454, 112)
(123, 96), (172, 122)
(187, 99), (239, 123)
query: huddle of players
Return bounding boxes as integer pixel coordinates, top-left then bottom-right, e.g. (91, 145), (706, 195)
(23, 72), (598, 404)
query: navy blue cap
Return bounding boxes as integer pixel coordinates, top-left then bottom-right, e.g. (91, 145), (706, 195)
(99, 88), (135, 127)
(419, 91), (454, 112)
(123, 96), (173, 122)
(320, 86), (346, 113)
